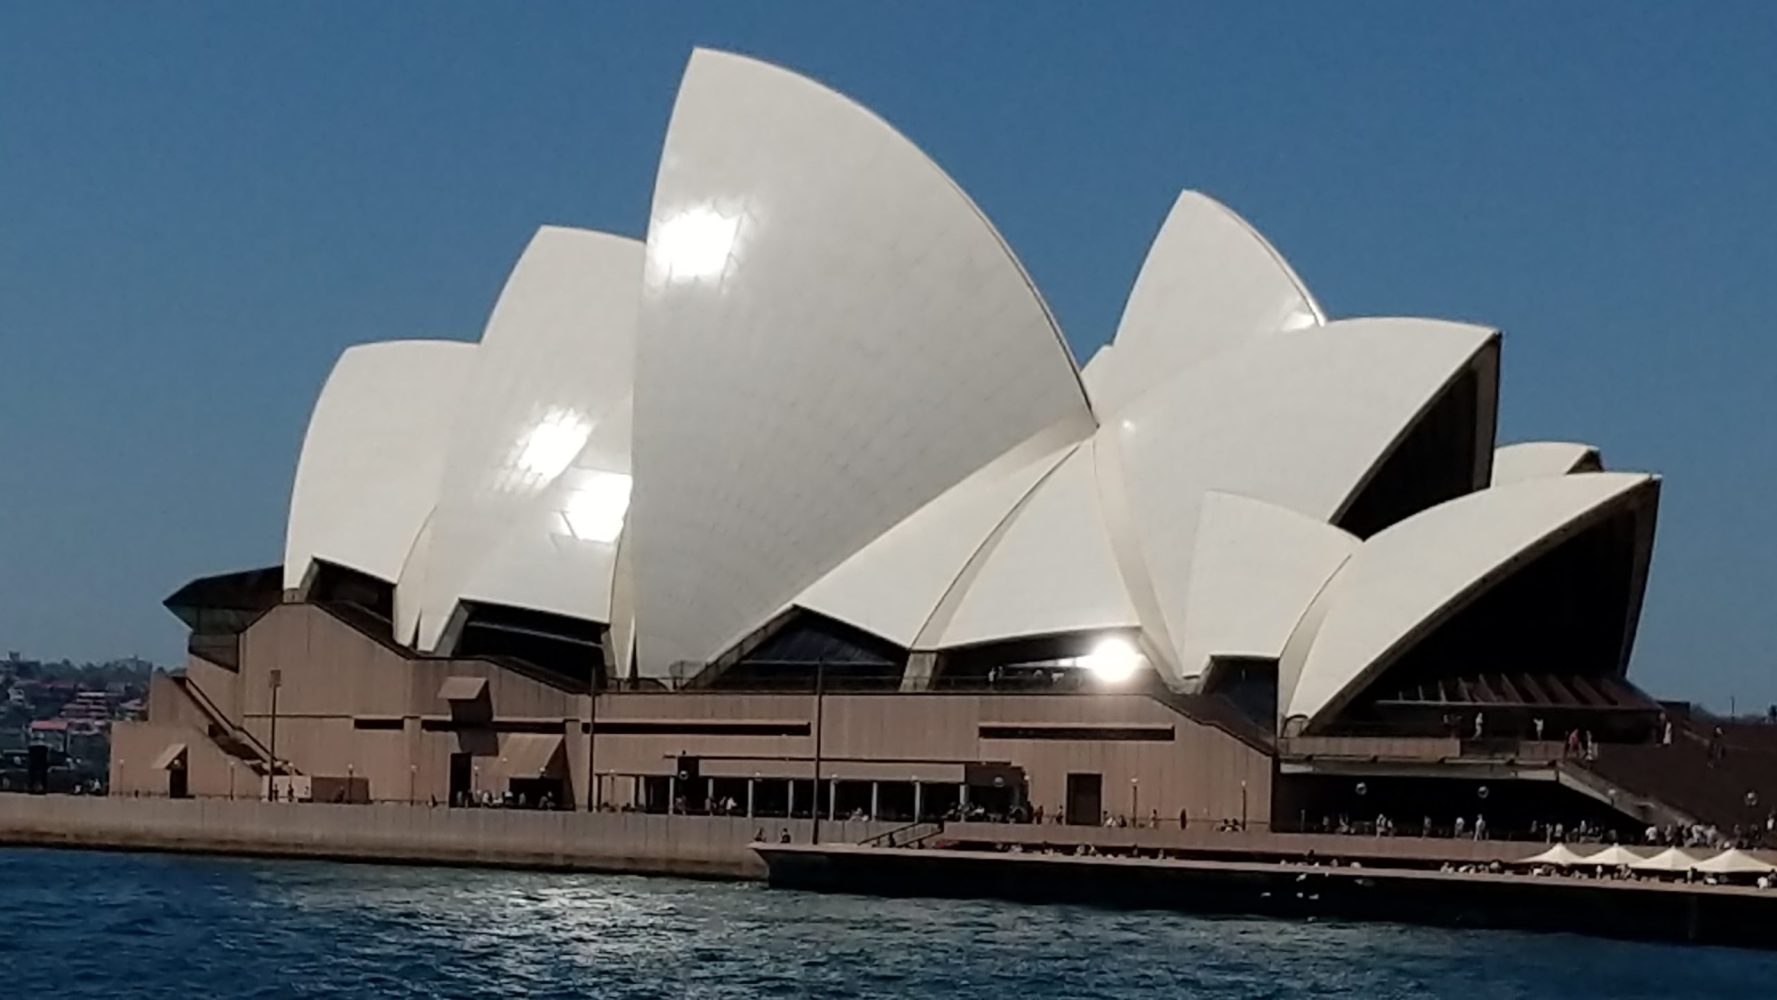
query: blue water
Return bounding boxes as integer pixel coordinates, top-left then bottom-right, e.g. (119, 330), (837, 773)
(1, 848), (1771, 998)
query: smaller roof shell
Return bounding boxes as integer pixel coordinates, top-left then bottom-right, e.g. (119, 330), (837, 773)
(1491, 441), (1602, 486)
(1281, 472), (1659, 729)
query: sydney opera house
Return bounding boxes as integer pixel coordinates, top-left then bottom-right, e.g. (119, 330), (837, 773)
(112, 50), (1681, 834)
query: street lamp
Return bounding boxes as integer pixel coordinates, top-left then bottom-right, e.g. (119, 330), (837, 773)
(811, 659), (826, 845)
(409, 763), (418, 806)
(266, 668), (282, 802)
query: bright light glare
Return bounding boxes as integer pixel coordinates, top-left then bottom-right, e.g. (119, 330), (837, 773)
(1080, 636), (1143, 684)
(516, 409), (591, 480)
(1279, 307), (1318, 333)
(652, 206), (738, 281)
(562, 471), (632, 544)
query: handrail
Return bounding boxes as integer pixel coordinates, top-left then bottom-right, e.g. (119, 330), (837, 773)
(174, 674), (292, 774)
(859, 819), (945, 848)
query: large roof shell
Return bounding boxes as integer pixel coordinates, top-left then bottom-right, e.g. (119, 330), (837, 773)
(628, 48), (1094, 675)
(283, 340), (475, 591)
(1111, 318), (1500, 686)
(397, 227), (641, 650)
(1091, 191), (1323, 415)
(1280, 472), (1660, 730)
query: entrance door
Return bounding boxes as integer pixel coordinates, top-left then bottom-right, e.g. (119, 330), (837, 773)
(448, 752), (472, 806)
(168, 764), (189, 800)
(1065, 772), (1102, 826)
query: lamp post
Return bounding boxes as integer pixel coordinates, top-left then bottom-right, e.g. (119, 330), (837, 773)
(1130, 777), (1139, 825)
(584, 670), (599, 812)
(409, 763), (418, 806)
(811, 659), (826, 845)
(266, 669), (282, 802)
(228, 759), (236, 801)
(1240, 779), (1248, 831)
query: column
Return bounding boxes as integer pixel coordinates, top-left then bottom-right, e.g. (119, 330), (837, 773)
(899, 652), (938, 692)
(746, 777), (756, 818)
(828, 779), (837, 821)
(787, 778), (797, 819)
(667, 775), (676, 815)
(870, 781), (880, 820)
(913, 781), (923, 821)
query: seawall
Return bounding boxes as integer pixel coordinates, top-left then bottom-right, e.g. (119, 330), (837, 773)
(0, 795), (892, 879)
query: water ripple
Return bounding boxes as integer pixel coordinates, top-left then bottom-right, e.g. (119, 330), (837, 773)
(1, 848), (1771, 998)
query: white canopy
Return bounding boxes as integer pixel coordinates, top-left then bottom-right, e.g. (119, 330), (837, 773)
(1518, 843), (1591, 866)
(1629, 847), (1703, 873)
(1694, 848), (1777, 875)
(1581, 845), (1647, 867)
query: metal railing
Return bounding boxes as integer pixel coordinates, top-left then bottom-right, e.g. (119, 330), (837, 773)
(859, 820), (946, 848)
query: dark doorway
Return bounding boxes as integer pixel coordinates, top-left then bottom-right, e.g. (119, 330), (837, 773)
(26, 745), (48, 795)
(167, 763), (189, 800)
(1066, 772), (1102, 826)
(449, 752), (472, 806)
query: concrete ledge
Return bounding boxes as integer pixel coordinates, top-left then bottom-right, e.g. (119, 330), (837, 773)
(0, 795), (893, 879)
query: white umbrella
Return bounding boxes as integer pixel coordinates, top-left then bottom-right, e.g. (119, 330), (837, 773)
(1581, 845), (1647, 867)
(1629, 847), (1703, 873)
(1694, 848), (1777, 875)
(1518, 843), (1590, 866)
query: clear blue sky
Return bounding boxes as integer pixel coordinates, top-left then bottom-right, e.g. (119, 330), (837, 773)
(1, 4), (1772, 708)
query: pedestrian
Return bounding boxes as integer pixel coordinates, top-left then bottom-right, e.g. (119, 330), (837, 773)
(1473, 712), (1484, 740)
(1474, 814), (1487, 841)
(1533, 717), (1545, 741)
(1454, 816), (1466, 838)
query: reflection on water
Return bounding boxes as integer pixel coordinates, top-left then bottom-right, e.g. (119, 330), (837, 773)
(1, 848), (1771, 998)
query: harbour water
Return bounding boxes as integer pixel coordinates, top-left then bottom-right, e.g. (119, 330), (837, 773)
(2, 847), (1771, 998)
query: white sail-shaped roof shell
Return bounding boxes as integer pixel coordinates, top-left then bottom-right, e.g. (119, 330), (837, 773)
(1176, 493), (1360, 682)
(398, 227), (641, 649)
(628, 48), (1094, 675)
(1091, 191), (1323, 415)
(931, 438), (1138, 649)
(456, 395), (635, 626)
(1111, 318), (1499, 686)
(283, 340), (475, 591)
(794, 426), (1079, 647)
(1281, 472), (1659, 730)
(1492, 441), (1602, 485)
